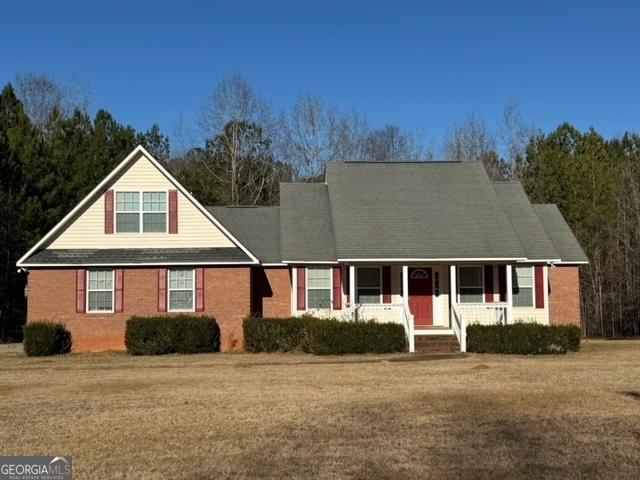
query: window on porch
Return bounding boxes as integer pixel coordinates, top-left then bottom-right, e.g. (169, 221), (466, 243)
(512, 267), (534, 307)
(307, 267), (332, 309)
(356, 267), (381, 304)
(458, 266), (483, 303)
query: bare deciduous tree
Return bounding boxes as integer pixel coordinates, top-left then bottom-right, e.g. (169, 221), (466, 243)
(278, 94), (368, 180)
(499, 100), (538, 168)
(443, 112), (497, 163)
(196, 74), (278, 205)
(360, 124), (425, 162)
(14, 73), (91, 130)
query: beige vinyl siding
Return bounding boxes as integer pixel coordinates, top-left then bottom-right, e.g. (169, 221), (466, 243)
(512, 307), (548, 324)
(48, 153), (235, 249)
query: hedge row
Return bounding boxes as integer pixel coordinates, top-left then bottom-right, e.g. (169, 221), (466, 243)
(243, 316), (407, 355)
(23, 322), (72, 356)
(125, 315), (220, 355)
(467, 323), (581, 354)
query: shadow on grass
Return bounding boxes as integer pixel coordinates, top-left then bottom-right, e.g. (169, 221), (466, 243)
(621, 390), (640, 401)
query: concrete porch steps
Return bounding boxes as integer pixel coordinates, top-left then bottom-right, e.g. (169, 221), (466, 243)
(414, 335), (461, 354)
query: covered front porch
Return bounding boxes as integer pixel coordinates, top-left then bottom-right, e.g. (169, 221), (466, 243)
(342, 263), (516, 353)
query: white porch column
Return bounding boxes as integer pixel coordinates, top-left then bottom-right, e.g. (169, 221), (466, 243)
(506, 264), (514, 324)
(402, 266), (409, 311)
(349, 265), (356, 311)
(402, 265), (414, 352)
(449, 264), (457, 311)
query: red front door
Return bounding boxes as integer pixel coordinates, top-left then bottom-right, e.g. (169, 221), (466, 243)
(409, 267), (433, 327)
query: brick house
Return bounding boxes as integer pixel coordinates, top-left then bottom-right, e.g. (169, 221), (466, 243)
(17, 146), (588, 353)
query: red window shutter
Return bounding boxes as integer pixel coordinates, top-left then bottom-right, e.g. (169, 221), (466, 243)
(158, 269), (167, 312)
(169, 190), (178, 234)
(382, 266), (392, 304)
(76, 269), (86, 313)
(195, 268), (205, 312)
(104, 190), (114, 234)
(484, 265), (494, 303)
(115, 269), (124, 313)
(498, 265), (506, 301)
(332, 267), (342, 310)
(296, 267), (306, 310)
(535, 266), (545, 309)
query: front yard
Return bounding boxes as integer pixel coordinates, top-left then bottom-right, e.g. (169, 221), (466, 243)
(0, 340), (639, 479)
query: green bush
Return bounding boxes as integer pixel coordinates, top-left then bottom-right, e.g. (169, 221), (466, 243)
(23, 322), (72, 356)
(243, 316), (310, 352)
(306, 319), (407, 355)
(243, 316), (407, 355)
(125, 316), (220, 355)
(466, 323), (581, 355)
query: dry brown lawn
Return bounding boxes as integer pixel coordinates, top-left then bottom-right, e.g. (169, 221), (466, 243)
(0, 340), (639, 479)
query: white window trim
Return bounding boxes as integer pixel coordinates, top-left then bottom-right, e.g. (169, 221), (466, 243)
(305, 267), (333, 310)
(512, 266), (535, 308)
(356, 266), (382, 305)
(114, 189), (169, 234)
(86, 269), (115, 314)
(457, 265), (485, 304)
(167, 268), (196, 313)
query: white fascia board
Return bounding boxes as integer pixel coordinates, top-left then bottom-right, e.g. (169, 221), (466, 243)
(16, 145), (260, 267)
(21, 261), (256, 268)
(551, 261), (589, 265)
(335, 257), (528, 262)
(282, 260), (340, 265)
(261, 263), (288, 267)
(516, 258), (562, 264)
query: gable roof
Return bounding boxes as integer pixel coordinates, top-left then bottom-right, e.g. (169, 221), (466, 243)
(207, 206), (281, 264)
(17, 146), (259, 267)
(492, 182), (561, 261)
(323, 161), (526, 260)
(533, 204), (589, 264)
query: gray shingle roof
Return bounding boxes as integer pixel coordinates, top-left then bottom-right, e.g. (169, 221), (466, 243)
(323, 161), (527, 259)
(22, 247), (252, 265)
(493, 182), (561, 261)
(533, 204), (589, 263)
(207, 206), (281, 263)
(279, 183), (336, 262)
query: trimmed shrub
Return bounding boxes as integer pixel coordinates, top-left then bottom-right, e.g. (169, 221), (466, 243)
(23, 322), (72, 356)
(125, 315), (220, 355)
(243, 316), (310, 352)
(306, 319), (407, 355)
(466, 323), (581, 355)
(243, 316), (407, 355)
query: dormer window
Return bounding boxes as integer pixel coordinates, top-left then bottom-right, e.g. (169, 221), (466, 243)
(115, 191), (167, 233)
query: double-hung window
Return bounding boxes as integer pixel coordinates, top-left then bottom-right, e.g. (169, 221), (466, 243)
(116, 192), (140, 232)
(87, 270), (114, 313)
(115, 191), (167, 233)
(357, 267), (381, 304)
(307, 268), (332, 309)
(168, 269), (195, 312)
(458, 266), (483, 303)
(512, 267), (534, 307)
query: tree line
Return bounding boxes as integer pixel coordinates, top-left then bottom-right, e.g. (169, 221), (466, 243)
(1, 72), (638, 340)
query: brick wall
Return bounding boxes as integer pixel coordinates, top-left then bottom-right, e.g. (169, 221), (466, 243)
(250, 267), (291, 318)
(549, 266), (582, 327)
(27, 267), (251, 352)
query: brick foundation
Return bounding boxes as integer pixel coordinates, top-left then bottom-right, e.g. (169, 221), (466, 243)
(27, 267), (251, 352)
(549, 266), (582, 327)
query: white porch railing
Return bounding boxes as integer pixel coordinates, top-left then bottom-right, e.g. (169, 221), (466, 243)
(452, 304), (466, 352)
(348, 303), (415, 352)
(457, 303), (508, 326)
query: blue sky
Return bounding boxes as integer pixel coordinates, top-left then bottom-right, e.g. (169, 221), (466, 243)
(2, 1), (639, 150)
